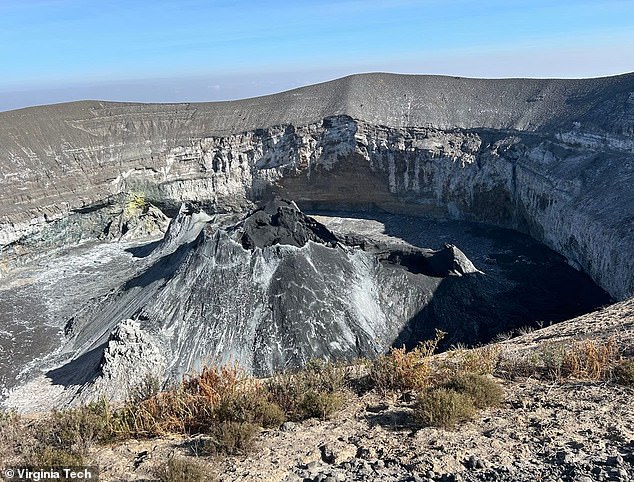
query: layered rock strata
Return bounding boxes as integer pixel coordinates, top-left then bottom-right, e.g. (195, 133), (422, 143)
(1, 73), (633, 298)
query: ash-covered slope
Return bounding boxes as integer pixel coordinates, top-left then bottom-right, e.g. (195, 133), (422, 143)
(17, 200), (489, 405)
(1, 73), (633, 300)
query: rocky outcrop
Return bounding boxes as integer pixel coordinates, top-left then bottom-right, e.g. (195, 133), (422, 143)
(92, 318), (166, 402)
(236, 199), (338, 250)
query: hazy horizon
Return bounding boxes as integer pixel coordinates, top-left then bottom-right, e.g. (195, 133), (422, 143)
(2, 0), (633, 112)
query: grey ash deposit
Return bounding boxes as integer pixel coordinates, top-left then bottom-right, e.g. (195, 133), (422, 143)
(1, 200), (609, 409)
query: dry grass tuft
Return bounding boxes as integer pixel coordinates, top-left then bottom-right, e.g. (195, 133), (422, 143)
(560, 338), (619, 380)
(369, 330), (445, 392)
(497, 337), (623, 382)
(454, 344), (501, 375)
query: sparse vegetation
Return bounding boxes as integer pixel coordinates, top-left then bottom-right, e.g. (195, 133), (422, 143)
(153, 456), (211, 482)
(12, 332), (631, 475)
(125, 191), (147, 216)
(369, 330), (445, 392)
(20, 400), (120, 466)
(414, 388), (476, 429)
(612, 358), (634, 386)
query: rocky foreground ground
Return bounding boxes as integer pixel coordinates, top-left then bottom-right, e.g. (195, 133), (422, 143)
(89, 299), (634, 482)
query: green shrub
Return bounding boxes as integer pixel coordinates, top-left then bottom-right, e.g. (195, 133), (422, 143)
(613, 358), (634, 386)
(153, 456), (211, 482)
(443, 373), (504, 409)
(299, 390), (344, 420)
(414, 388), (476, 429)
(539, 343), (567, 380)
(266, 359), (347, 421)
(215, 390), (285, 428)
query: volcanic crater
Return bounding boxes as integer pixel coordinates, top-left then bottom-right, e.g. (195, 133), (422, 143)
(0, 72), (632, 409)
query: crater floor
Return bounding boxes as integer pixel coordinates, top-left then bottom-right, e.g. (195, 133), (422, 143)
(0, 212), (611, 407)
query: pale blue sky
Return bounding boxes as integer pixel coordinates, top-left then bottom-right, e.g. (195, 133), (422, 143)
(1, 0), (633, 111)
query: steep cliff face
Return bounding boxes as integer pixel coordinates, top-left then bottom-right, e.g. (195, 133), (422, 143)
(1, 73), (633, 299)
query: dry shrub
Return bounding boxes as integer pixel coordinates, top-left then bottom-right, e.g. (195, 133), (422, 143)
(414, 388), (476, 429)
(266, 359), (347, 421)
(182, 364), (247, 405)
(89, 359), (346, 444)
(612, 358), (634, 386)
(370, 330), (445, 392)
(560, 338), (619, 380)
(202, 421), (259, 456)
(114, 364), (249, 437)
(114, 388), (213, 437)
(443, 373), (504, 409)
(153, 456), (211, 482)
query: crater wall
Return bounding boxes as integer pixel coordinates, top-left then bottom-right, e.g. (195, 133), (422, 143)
(1, 73), (633, 299)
